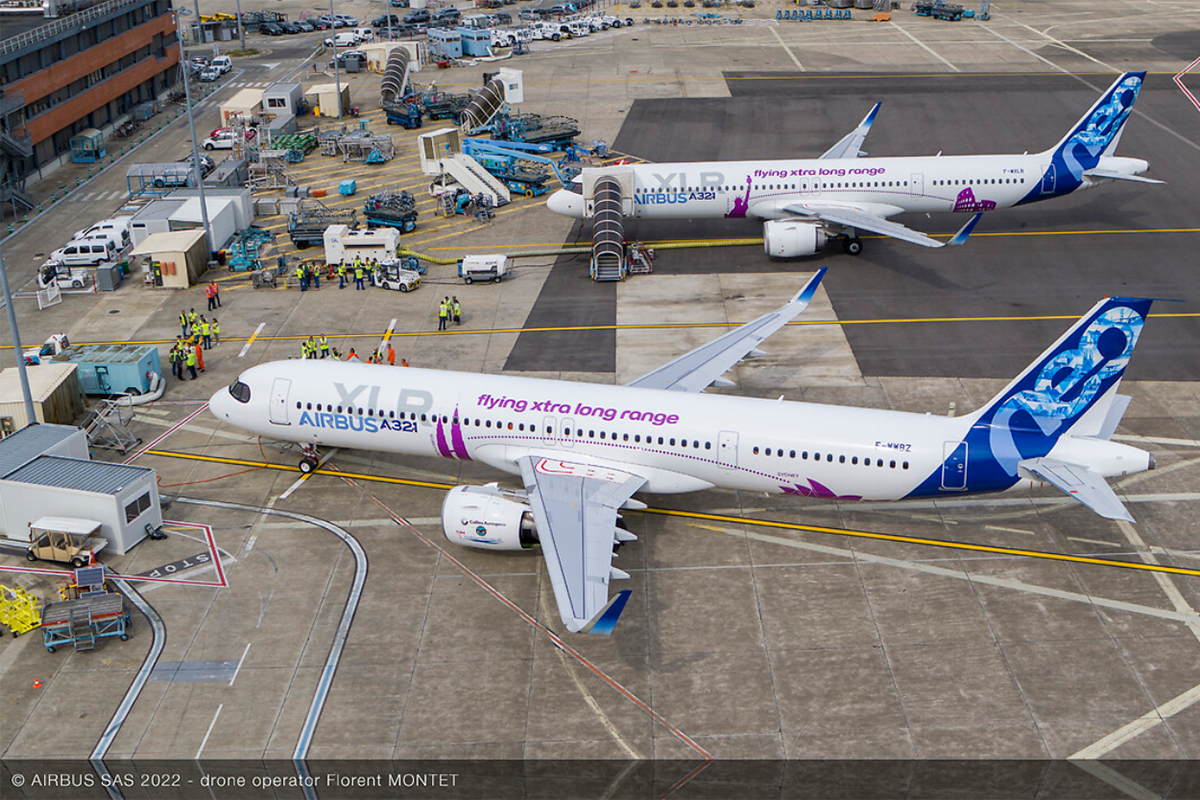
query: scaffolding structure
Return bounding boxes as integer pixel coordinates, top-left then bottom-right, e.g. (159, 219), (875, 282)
(83, 398), (141, 454)
(318, 125), (396, 163)
(247, 150), (296, 190)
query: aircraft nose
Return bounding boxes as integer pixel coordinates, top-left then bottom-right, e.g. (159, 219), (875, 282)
(546, 189), (580, 218)
(208, 387), (230, 419)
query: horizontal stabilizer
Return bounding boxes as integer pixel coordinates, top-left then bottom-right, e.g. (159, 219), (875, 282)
(1021, 457), (1133, 522)
(1096, 394), (1133, 441)
(1083, 168), (1165, 185)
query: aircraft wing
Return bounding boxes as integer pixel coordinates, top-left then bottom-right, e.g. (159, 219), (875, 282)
(1020, 457), (1133, 522)
(820, 102), (881, 160)
(626, 268), (827, 393)
(517, 456), (645, 634)
(782, 202), (983, 248)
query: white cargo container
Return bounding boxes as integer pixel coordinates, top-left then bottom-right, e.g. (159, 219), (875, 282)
(323, 225), (400, 265)
(457, 254), (509, 284)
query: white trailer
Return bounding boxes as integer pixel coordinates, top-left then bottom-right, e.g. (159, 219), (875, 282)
(458, 254), (509, 284)
(323, 225), (400, 265)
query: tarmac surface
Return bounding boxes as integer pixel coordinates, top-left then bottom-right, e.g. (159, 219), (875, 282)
(2, 0), (1200, 790)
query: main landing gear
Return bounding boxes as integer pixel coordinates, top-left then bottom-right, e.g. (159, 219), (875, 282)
(842, 235), (863, 256)
(299, 444), (320, 474)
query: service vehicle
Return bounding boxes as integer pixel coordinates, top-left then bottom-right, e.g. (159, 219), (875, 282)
(324, 31), (361, 47)
(211, 55), (233, 73)
(198, 67), (220, 82)
(403, 8), (430, 23)
(371, 260), (421, 292)
(50, 238), (118, 266)
(25, 518), (107, 569)
(352, 27), (374, 41)
(457, 254), (509, 284)
(35, 264), (89, 291)
(72, 217), (133, 248)
(202, 127), (255, 150)
(529, 21), (568, 40)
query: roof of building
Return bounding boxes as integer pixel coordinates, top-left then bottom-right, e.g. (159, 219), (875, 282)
(221, 88), (264, 110)
(129, 229), (206, 256)
(0, 423), (82, 476)
(0, 363), (79, 405)
(130, 199), (186, 222)
(2, 455), (152, 495)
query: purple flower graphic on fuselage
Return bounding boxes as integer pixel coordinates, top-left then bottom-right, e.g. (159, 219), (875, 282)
(725, 176), (752, 218)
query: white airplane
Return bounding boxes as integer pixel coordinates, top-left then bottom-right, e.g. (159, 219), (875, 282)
(210, 271), (1157, 634)
(546, 72), (1161, 256)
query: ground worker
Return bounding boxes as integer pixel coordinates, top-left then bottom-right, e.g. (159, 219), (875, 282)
(346, 348), (360, 361)
(320, 335), (330, 359)
(179, 310), (189, 337)
(170, 341), (182, 380)
(438, 297), (449, 331)
(400, 358), (409, 367)
(354, 261), (366, 290)
(337, 261), (347, 289)
(296, 263), (307, 292)
(311, 263), (320, 290)
(185, 347), (197, 380)
(387, 343), (396, 365)
(452, 296), (461, 325)
(195, 340), (205, 373)
(205, 282), (216, 311)
(187, 308), (199, 333)
(211, 319), (220, 346)
(200, 316), (212, 349)
(210, 281), (221, 308)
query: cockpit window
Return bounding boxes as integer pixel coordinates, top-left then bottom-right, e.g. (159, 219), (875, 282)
(567, 180), (583, 195)
(228, 380), (251, 404)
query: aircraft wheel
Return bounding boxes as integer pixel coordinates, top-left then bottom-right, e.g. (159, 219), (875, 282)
(299, 456), (318, 474)
(843, 237), (863, 256)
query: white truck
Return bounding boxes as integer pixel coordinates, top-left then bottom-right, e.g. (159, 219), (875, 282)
(458, 254), (509, 284)
(371, 260), (422, 292)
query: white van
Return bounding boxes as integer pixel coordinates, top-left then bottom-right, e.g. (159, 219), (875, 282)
(324, 31), (360, 47)
(352, 27), (373, 42)
(211, 55), (232, 74)
(72, 216), (132, 248)
(50, 237), (118, 266)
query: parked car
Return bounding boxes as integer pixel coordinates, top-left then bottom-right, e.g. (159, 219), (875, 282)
(432, 8), (461, 23)
(202, 127), (256, 150)
(352, 27), (374, 41)
(329, 49), (367, 68)
(324, 31), (361, 47)
(72, 216), (133, 248)
(403, 8), (430, 23)
(50, 238), (118, 267)
(198, 67), (220, 82)
(294, 19), (315, 32)
(389, 0), (409, 6)
(333, 13), (358, 26)
(310, 18), (331, 29)
(260, 22), (284, 35)
(211, 55), (233, 73)
(278, 21), (300, 33)
(373, 14), (402, 26)
(317, 14), (345, 28)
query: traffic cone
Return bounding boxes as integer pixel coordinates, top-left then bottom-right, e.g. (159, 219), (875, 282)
(32, 679), (42, 688)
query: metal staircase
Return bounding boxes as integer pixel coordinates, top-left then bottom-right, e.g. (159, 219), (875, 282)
(69, 606), (95, 651)
(0, 89), (34, 217)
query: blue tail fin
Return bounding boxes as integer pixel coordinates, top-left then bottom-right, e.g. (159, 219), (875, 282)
(1036, 72), (1145, 192)
(970, 296), (1153, 477)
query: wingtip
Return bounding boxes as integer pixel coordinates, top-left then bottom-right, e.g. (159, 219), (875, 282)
(793, 267), (828, 303)
(581, 590), (632, 636)
(947, 212), (984, 246)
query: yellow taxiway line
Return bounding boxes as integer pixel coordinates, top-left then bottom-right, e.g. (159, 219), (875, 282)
(145, 449), (1200, 578)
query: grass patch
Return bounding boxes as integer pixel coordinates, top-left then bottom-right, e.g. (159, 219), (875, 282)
(225, 49), (261, 57)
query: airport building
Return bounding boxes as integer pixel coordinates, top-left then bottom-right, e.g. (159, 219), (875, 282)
(0, 0), (181, 213)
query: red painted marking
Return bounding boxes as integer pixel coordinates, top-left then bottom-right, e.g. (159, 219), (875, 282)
(124, 403), (210, 464)
(1175, 56), (1200, 113)
(343, 473), (714, 761)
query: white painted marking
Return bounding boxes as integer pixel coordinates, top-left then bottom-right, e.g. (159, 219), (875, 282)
(1067, 536), (1122, 549)
(892, 21), (961, 72)
(229, 642), (251, 687)
(82, 192), (97, 202)
(278, 448), (339, 500)
(256, 588), (274, 630)
(1071, 681), (1200, 760)
(243, 534), (257, 554)
(238, 322), (265, 358)
(1069, 762), (1161, 800)
(196, 704), (223, 759)
(768, 26), (805, 72)
(983, 524), (1034, 536)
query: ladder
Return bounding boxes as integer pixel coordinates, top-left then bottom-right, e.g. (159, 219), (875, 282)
(69, 606), (95, 651)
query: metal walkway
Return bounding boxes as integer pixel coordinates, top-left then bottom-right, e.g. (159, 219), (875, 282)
(591, 176), (626, 281)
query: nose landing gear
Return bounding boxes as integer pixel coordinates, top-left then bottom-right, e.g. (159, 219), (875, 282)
(299, 444), (320, 474)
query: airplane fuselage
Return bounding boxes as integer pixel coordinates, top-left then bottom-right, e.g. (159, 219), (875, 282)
(548, 152), (1149, 222)
(210, 360), (1149, 504)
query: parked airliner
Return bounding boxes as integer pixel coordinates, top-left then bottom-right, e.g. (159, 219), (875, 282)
(210, 271), (1157, 634)
(546, 72), (1160, 256)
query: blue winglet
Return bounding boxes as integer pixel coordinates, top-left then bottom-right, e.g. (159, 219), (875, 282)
(947, 212), (984, 246)
(861, 101), (881, 130)
(582, 590), (632, 636)
(793, 266), (828, 304)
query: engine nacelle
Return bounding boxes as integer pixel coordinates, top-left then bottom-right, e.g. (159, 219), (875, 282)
(442, 484), (539, 552)
(762, 220), (826, 258)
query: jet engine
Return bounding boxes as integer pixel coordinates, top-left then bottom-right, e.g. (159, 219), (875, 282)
(763, 220), (827, 258)
(441, 484), (538, 552)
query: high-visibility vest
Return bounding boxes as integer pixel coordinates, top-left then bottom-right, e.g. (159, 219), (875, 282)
(186, 351), (196, 367)
(179, 313), (187, 327)
(338, 263), (347, 275)
(201, 322), (211, 336)
(452, 300), (461, 315)
(320, 337), (328, 350)
(296, 266), (305, 279)
(355, 267), (364, 279)
(212, 323), (220, 337)
(188, 312), (198, 325)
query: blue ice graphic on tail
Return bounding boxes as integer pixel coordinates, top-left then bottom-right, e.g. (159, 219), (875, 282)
(908, 296), (1152, 498)
(1017, 72), (1145, 205)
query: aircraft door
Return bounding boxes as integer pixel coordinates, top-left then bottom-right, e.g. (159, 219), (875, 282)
(941, 441), (967, 490)
(910, 173), (923, 198)
(269, 378), (292, 426)
(560, 416), (575, 448)
(718, 430), (738, 468)
(1040, 164), (1056, 195)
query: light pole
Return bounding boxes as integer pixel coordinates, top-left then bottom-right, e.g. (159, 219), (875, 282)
(0, 246), (36, 426)
(330, 0), (342, 119)
(235, 0), (246, 51)
(177, 20), (215, 254)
